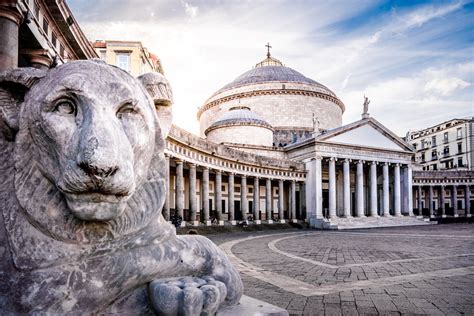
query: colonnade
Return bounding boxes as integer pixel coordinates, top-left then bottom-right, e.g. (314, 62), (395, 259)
(164, 155), (304, 225)
(414, 184), (472, 218)
(310, 157), (414, 219)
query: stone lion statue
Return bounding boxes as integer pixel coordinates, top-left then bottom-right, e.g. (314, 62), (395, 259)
(0, 60), (243, 314)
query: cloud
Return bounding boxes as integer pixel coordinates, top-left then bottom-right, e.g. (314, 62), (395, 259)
(424, 77), (470, 96)
(401, 1), (465, 29)
(181, 1), (198, 18)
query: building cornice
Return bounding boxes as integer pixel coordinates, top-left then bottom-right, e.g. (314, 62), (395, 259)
(197, 88), (345, 119)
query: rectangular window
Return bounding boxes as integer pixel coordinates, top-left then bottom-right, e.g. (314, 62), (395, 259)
(431, 136), (437, 147)
(235, 186), (241, 193)
(431, 150), (437, 159)
(248, 188), (253, 194)
(443, 132), (449, 143)
(60, 45), (65, 58)
(421, 153), (425, 162)
(51, 33), (57, 48)
(221, 185), (225, 192)
(458, 157), (463, 167)
(458, 142), (462, 154)
(443, 146), (449, 157)
(116, 53), (130, 72)
(413, 143), (418, 150)
(100, 50), (106, 60)
(421, 139), (426, 149)
(433, 164), (437, 170)
(42, 18), (49, 34)
(457, 128), (462, 139)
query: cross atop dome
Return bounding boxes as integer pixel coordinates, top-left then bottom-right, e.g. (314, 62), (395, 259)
(255, 43), (284, 68)
(266, 42), (272, 58)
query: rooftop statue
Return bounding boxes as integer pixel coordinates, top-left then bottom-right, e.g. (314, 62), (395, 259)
(0, 60), (243, 314)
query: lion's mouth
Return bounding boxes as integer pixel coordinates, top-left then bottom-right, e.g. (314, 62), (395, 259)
(58, 187), (134, 221)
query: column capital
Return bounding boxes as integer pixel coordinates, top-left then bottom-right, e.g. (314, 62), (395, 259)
(370, 161), (378, 165)
(357, 160), (365, 164)
(188, 162), (196, 168)
(0, 5), (24, 25)
(328, 157), (337, 162)
(383, 161), (390, 166)
(175, 159), (183, 164)
(214, 169), (222, 175)
(241, 174), (247, 178)
(343, 158), (351, 163)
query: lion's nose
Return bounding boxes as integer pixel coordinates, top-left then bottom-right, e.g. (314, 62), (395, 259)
(78, 161), (119, 179)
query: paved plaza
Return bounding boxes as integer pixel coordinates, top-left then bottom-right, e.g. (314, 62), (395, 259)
(209, 224), (474, 315)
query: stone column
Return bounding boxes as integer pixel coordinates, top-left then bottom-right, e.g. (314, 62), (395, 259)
(228, 173), (235, 224)
(265, 178), (272, 223)
(452, 185), (458, 217)
(163, 155), (170, 221)
(315, 157), (324, 219)
(328, 157), (337, 219)
(253, 176), (260, 224)
(407, 165), (414, 216)
(278, 179), (284, 222)
(465, 185), (471, 217)
(241, 175), (248, 220)
(189, 163), (197, 224)
(343, 159), (351, 217)
(440, 185), (446, 217)
(428, 185), (434, 218)
(290, 180), (297, 222)
(417, 185), (423, 214)
(382, 163), (390, 216)
(0, 7), (23, 70)
(369, 161), (378, 217)
(355, 160), (365, 217)
(393, 163), (401, 216)
(175, 160), (184, 221)
(202, 167), (210, 225)
(215, 170), (223, 225)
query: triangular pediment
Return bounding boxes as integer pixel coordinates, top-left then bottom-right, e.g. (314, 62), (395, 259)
(316, 118), (414, 152)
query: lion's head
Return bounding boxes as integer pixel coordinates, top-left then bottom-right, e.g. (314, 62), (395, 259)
(0, 60), (173, 244)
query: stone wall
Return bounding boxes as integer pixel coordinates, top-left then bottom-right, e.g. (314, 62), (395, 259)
(206, 125), (273, 147)
(199, 93), (342, 137)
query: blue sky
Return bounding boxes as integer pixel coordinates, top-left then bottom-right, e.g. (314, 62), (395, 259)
(69, 0), (473, 136)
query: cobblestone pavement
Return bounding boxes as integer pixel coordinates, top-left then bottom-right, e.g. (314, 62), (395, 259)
(208, 224), (474, 315)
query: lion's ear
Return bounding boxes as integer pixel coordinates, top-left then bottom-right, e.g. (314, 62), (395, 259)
(0, 68), (46, 140)
(137, 72), (173, 139)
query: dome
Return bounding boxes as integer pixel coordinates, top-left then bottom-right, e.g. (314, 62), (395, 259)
(214, 56), (337, 98)
(205, 106), (272, 135)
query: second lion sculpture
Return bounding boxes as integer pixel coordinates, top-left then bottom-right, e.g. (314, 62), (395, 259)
(0, 60), (243, 314)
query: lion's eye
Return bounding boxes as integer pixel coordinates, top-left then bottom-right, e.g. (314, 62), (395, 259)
(54, 100), (76, 115)
(117, 103), (138, 119)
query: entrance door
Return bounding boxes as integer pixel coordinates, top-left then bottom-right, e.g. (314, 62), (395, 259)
(234, 201), (242, 220)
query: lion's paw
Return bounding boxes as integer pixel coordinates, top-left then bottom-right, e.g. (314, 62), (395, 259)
(149, 276), (227, 316)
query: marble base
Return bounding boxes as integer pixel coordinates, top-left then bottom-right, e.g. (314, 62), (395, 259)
(217, 295), (288, 316)
(291, 219), (298, 223)
(204, 220), (212, 226)
(442, 215), (447, 218)
(230, 220), (237, 225)
(267, 220), (273, 224)
(454, 214), (459, 218)
(179, 222), (186, 227)
(218, 220), (225, 226)
(254, 220), (261, 225)
(279, 219), (286, 224)
(430, 215), (435, 218)
(467, 214), (472, 217)
(190, 221), (200, 226)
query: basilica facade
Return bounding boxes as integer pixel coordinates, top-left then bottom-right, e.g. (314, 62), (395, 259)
(163, 53), (438, 229)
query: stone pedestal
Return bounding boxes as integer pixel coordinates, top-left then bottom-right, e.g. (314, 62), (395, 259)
(267, 220), (273, 224)
(218, 220), (225, 226)
(279, 219), (286, 224)
(230, 220), (237, 225)
(190, 221), (199, 227)
(217, 295), (288, 316)
(254, 220), (261, 225)
(204, 220), (212, 226)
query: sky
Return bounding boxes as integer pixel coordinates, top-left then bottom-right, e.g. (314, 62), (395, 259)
(69, 0), (473, 136)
